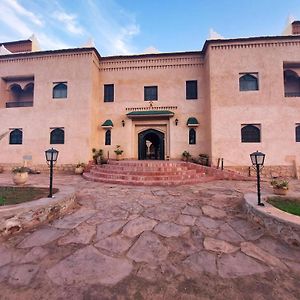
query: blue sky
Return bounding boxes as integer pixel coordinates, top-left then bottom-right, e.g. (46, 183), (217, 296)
(0, 0), (300, 55)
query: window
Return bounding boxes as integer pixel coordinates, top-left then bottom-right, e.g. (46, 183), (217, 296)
(105, 129), (111, 145)
(6, 79), (34, 108)
(53, 83), (67, 98)
(50, 128), (64, 144)
(189, 128), (196, 145)
(239, 73), (259, 91)
(284, 70), (300, 97)
(104, 84), (114, 102)
(241, 124), (261, 143)
(9, 129), (22, 145)
(296, 124), (300, 142)
(144, 86), (158, 101)
(186, 80), (198, 99)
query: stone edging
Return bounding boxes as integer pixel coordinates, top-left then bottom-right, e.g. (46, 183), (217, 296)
(244, 193), (300, 247)
(0, 186), (76, 235)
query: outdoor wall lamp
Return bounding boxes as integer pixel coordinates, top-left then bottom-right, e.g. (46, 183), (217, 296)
(122, 120), (125, 127)
(45, 148), (59, 198)
(250, 150), (265, 206)
(175, 118), (179, 126)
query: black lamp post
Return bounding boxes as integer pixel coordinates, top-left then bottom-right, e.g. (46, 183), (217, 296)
(250, 150), (265, 206)
(45, 148), (59, 198)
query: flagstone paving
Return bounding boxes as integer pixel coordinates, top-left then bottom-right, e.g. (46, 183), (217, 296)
(0, 172), (299, 299)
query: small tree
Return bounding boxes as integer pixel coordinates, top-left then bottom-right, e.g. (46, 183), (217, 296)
(182, 151), (191, 162)
(114, 145), (124, 160)
(92, 148), (104, 164)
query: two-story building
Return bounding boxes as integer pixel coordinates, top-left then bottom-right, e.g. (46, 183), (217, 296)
(1, 21), (300, 175)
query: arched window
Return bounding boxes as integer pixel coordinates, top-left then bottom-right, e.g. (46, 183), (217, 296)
(50, 128), (64, 144)
(296, 125), (300, 142)
(239, 74), (258, 91)
(9, 129), (22, 145)
(105, 130), (111, 145)
(53, 83), (67, 98)
(189, 128), (196, 145)
(284, 70), (300, 97)
(241, 125), (261, 143)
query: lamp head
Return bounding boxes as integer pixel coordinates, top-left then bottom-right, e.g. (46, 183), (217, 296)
(250, 150), (265, 166)
(45, 148), (59, 165)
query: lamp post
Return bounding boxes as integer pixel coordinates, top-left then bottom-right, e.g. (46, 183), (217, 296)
(250, 151), (265, 206)
(45, 148), (59, 198)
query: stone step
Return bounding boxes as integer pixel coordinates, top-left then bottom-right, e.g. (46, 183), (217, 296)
(90, 168), (199, 177)
(88, 171), (204, 181)
(83, 160), (250, 186)
(108, 160), (188, 167)
(98, 165), (192, 172)
(82, 172), (215, 186)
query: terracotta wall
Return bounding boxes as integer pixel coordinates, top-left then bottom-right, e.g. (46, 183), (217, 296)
(0, 51), (94, 165)
(207, 38), (300, 167)
(97, 53), (209, 160)
(1, 40), (32, 53)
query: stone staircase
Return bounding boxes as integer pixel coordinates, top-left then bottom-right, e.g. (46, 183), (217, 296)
(83, 160), (248, 186)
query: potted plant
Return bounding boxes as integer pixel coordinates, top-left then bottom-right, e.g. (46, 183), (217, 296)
(12, 167), (28, 185)
(182, 151), (191, 162)
(271, 179), (289, 195)
(92, 148), (104, 164)
(114, 145), (124, 161)
(75, 163), (85, 175)
(199, 154), (209, 166)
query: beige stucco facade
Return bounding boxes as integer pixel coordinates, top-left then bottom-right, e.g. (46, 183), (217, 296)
(1, 32), (300, 171)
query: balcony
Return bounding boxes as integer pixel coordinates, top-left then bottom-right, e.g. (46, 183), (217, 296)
(6, 101), (33, 108)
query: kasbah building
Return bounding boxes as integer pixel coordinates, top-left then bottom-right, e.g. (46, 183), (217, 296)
(1, 20), (300, 177)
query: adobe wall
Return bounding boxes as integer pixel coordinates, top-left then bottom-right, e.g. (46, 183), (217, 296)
(0, 51), (94, 166)
(207, 38), (300, 168)
(96, 53), (210, 160)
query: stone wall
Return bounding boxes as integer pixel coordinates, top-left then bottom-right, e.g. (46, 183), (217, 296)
(244, 193), (300, 248)
(226, 165), (296, 179)
(0, 186), (76, 236)
(0, 163), (77, 174)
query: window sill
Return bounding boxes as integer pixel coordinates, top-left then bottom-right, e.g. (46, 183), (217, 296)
(285, 93), (300, 97)
(6, 102), (33, 108)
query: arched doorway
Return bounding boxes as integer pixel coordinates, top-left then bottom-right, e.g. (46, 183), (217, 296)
(138, 129), (165, 160)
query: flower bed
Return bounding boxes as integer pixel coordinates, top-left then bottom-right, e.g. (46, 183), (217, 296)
(244, 193), (300, 247)
(0, 186), (58, 206)
(0, 186), (76, 236)
(267, 196), (300, 216)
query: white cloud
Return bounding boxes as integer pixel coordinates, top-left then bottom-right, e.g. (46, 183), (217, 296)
(3, 0), (43, 26)
(143, 46), (159, 54)
(0, 2), (32, 37)
(52, 11), (84, 35)
(0, 0), (140, 54)
(86, 0), (140, 55)
(38, 33), (71, 50)
(0, 0), (72, 50)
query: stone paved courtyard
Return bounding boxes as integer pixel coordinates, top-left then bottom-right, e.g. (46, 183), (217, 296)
(0, 173), (300, 299)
